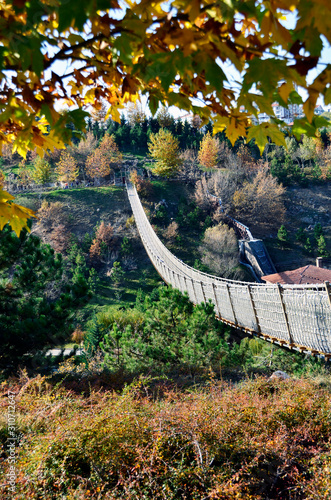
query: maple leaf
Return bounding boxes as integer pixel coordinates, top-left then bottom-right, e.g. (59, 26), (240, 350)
(0, 187), (37, 236)
(247, 123), (287, 153)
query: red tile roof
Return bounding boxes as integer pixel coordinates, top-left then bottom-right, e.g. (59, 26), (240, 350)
(261, 265), (331, 285)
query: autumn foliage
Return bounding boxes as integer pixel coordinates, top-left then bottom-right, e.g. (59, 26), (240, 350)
(1, 374), (331, 499)
(232, 167), (286, 230)
(1, 0), (330, 159)
(86, 134), (122, 180)
(89, 221), (115, 263)
(148, 129), (182, 178)
(55, 151), (79, 184)
(129, 170), (153, 198)
(198, 131), (221, 169)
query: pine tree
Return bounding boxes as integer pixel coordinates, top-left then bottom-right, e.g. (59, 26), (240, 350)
(317, 235), (328, 257)
(0, 225), (90, 372)
(88, 267), (100, 294)
(99, 286), (230, 374)
(277, 225), (288, 242)
(304, 237), (313, 255)
(314, 223), (324, 241)
(295, 227), (306, 244)
(110, 261), (124, 285)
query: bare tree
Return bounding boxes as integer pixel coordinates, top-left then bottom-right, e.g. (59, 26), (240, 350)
(232, 166), (286, 230)
(179, 149), (201, 181)
(199, 224), (239, 278)
(68, 132), (98, 179)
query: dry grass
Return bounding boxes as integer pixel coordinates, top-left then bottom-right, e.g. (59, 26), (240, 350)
(1, 373), (331, 499)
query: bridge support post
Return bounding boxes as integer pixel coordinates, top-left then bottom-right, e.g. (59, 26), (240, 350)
(200, 281), (206, 303)
(247, 285), (261, 333)
(212, 282), (221, 319)
(171, 270), (177, 288)
(225, 283), (237, 324)
(183, 276), (190, 298)
(325, 281), (331, 308)
(191, 278), (198, 304)
(276, 283), (294, 345)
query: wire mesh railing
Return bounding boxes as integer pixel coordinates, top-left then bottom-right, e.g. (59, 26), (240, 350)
(126, 182), (331, 357)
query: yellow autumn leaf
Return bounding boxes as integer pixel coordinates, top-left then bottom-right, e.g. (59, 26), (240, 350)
(0, 187), (37, 236)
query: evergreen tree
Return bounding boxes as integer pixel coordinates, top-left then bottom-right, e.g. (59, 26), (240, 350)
(277, 225), (288, 242)
(99, 286), (230, 374)
(304, 237), (313, 255)
(295, 227), (306, 244)
(88, 267), (100, 294)
(314, 223), (324, 241)
(0, 225), (90, 372)
(110, 261), (124, 285)
(317, 235), (328, 257)
(120, 236), (132, 256)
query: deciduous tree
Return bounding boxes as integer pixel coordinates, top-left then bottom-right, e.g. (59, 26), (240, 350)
(0, 188), (36, 236)
(198, 132), (221, 169)
(2, 0), (329, 159)
(55, 151), (79, 184)
(127, 102), (147, 127)
(130, 170), (153, 198)
(31, 156), (53, 185)
(199, 224), (239, 278)
(16, 159), (32, 187)
(148, 129), (182, 178)
(89, 221), (116, 265)
(68, 132), (98, 178)
(156, 106), (174, 129)
(85, 134), (122, 181)
(232, 167), (286, 230)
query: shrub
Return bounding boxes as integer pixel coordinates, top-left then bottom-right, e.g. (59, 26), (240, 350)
(2, 374), (331, 499)
(277, 224), (288, 242)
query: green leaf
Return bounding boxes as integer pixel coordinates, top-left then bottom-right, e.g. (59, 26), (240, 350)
(205, 58), (225, 93)
(243, 59), (290, 96)
(247, 123), (286, 153)
(324, 86), (331, 105)
(292, 118), (317, 140)
(58, 0), (90, 32)
(148, 94), (159, 116)
(41, 104), (54, 126)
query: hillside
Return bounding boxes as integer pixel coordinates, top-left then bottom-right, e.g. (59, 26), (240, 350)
(14, 180), (331, 280)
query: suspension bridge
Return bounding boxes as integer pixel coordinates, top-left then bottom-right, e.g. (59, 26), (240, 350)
(126, 182), (331, 359)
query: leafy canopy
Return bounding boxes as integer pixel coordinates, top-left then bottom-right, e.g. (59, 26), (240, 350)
(0, 0), (330, 158)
